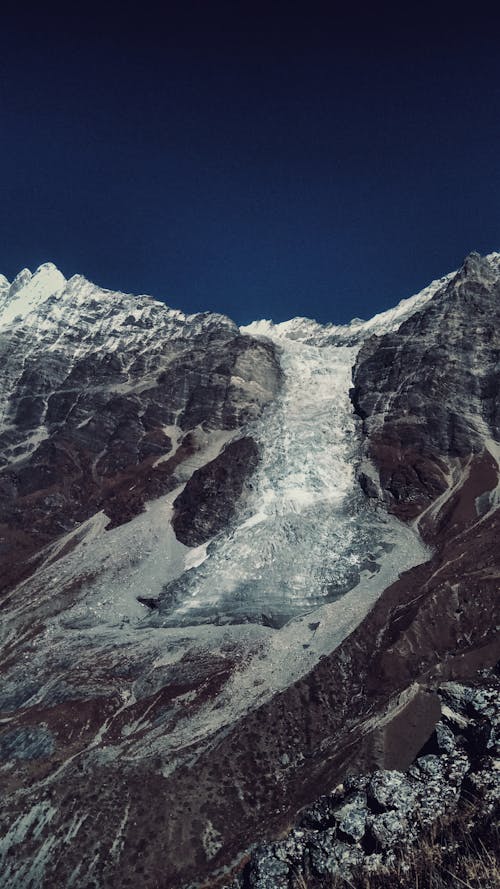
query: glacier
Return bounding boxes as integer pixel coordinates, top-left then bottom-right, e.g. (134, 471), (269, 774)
(0, 260), (439, 641)
(153, 302), (442, 628)
(157, 335), (368, 625)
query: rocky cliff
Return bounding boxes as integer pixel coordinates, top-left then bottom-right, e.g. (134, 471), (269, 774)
(0, 254), (498, 888)
(351, 250), (500, 524)
(0, 264), (281, 595)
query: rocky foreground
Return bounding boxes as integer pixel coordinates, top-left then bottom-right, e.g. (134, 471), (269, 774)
(227, 674), (499, 887)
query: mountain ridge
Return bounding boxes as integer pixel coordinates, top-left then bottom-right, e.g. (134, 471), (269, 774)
(4, 253), (491, 336)
(0, 251), (498, 888)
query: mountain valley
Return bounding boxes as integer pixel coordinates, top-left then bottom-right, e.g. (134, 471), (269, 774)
(0, 253), (498, 888)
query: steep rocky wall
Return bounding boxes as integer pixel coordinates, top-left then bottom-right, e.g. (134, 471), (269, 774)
(172, 437), (260, 546)
(350, 252), (500, 524)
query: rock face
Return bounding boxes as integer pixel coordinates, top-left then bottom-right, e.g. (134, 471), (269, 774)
(172, 436), (260, 545)
(0, 254), (499, 889)
(0, 264), (281, 593)
(351, 251), (500, 523)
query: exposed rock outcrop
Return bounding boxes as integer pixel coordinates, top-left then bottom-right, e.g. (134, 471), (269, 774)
(351, 252), (500, 524)
(172, 436), (260, 545)
(228, 675), (499, 888)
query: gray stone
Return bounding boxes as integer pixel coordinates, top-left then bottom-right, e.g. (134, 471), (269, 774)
(333, 792), (369, 842)
(367, 809), (410, 850)
(299, 795), (340, 831)
(435, 721), (456, 754)
(463, 756), (500, 815)
(367, 770), (417, 814)
(248, 848), (290, 889)
(309, 834), (364, 878)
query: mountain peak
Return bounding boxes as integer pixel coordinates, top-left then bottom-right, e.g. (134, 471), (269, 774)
(0, 262), (66, 328)
(456, 250), (497, 283)
(34, 261), (63, 276)
(0, 250), (499, 888)
(10, 267), (33, 292)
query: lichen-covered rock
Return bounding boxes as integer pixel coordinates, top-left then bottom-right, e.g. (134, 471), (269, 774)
(463, 755), (500, 815)
(367, 770), (417, 813)
(235, 678), (499, 889)
(308, 833), (364, 878)
(333, 792), (369, 842)
(435, 721), (456, 754)
(367, 809), (410, 850)
(407, 750), (469, 827)
(247, 847), (291, 888)
(299, 795), (342, 831)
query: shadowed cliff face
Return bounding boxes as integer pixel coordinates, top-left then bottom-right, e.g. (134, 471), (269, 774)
(172, 437), (261, 546)
(0, 255), (499, 889)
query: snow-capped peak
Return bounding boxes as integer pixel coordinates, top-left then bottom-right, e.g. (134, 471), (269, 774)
(9, 268), (32, 293)
(0, 262), (67, 328)
(242, 266), (460, 346)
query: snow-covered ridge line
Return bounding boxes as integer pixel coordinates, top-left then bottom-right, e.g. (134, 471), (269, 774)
(243, 251), (500, 344)
(0, 261), (237, 336)
(242, 274), (451, 344)
(2, 251), (499, 341)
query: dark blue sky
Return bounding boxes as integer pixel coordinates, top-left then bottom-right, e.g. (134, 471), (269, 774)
(1, 3), (499, 325)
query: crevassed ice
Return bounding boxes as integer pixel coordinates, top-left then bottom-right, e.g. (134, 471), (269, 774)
(158, 334), (371, 627)
(156, 267), (464, 627)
